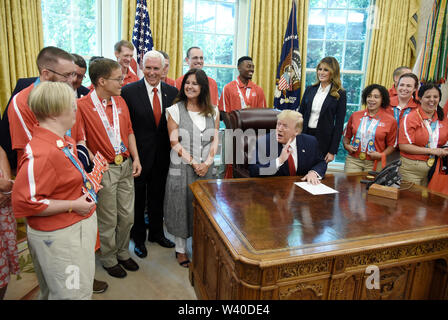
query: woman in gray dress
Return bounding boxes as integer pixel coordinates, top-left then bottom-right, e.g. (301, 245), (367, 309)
(164, 68), (219, 267)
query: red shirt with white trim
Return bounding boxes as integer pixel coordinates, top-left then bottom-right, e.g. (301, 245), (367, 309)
(7, 83), (37, 165)
(74, 92), (133, 163)
(218, 76), (267, 112)
(163, 77), (176, 87)
(123, 67), (139, 87)
(388, 86), (397, 99)
(12, 126), (95, 231)
(343, 108), (397, 161)
(398, 107), (448, 161)
(175, 75), (219, 106)
(385, 96), (419, 124)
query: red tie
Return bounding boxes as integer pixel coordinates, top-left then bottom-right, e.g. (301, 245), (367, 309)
(152, 87), (161, 126)
(288, 152), (296, 176)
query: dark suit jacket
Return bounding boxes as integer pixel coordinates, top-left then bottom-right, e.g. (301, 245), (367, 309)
(248, 133), (327, 178)
(299, 84), (347, 156)
(121, 79), (178, 178)
(1, 77), (90, 169)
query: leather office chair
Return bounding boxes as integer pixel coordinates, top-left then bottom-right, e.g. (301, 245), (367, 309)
(228, 108), (280, 178)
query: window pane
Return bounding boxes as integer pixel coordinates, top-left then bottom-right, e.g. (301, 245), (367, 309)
(325, 41), (344, 63)
(347, 10), (367, 40)
(344, 42), (364, 70)
(42, 0), (98, 56)
(184, 0), (195, 31)
(305, 71), (316, 87)
(327, 10), (347, 40)
(214, 35), (234, 65)
(196, 33), (217, 64)
(216, 2), (236, 34)
(215, 68), (236, 96)
(342, 74), (362, 105)
(348, 0), (369, 8)
(202, 66), (218, 80)
(183, 32), (195, 59)
(308, 9), (326, 39)
(306, 40), (324, 68)
(196, 1), (216, 33)
(328, 0), (347, 8)
(310, 0), (327, 8)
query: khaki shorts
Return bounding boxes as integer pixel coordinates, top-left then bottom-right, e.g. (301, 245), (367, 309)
(399, 156), (430, 186)
(344, 155), (383, 173)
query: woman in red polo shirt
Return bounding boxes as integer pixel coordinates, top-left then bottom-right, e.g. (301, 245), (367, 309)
(343, 84), (397, 172)
(12, 82), (97, 299)
(399, 83), (448, 186)
(386, 73), (419, 125)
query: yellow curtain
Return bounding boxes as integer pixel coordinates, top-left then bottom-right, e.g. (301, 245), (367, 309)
(249, 0), (309, 107)
(122, 0), (184, 80)
(365, 0), (420, 87)
(0, 0), (43, 116)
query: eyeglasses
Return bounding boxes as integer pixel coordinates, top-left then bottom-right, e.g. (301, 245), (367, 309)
(106, 77), (125, 83)
(46, 67), (77, 79)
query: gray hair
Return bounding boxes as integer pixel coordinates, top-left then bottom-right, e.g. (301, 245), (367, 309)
(142, 50), (165, 68)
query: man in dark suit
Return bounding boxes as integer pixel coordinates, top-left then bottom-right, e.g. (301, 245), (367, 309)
(121, 50), (178, 258)
(249, 110), (327, 183)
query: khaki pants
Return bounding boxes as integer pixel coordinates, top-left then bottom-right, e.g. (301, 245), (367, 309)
(399, 156), (430, 187)
(344, 155), (383, 173)
(97, 158), (135, 267)
(27, 212), (97, 300)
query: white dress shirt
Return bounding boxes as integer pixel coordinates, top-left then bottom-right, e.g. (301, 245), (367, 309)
(276, 137), (297, 170)
(144, 79), (162, 111)
(308, 84), (331, 129)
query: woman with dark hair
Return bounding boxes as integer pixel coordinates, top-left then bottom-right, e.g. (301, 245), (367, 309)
(386, 73), (419, 126)
(164, 68), (219, 268)
(299, 56), (347, 163)
(343, 84), (397, 172)
(398, 83), (448, 186)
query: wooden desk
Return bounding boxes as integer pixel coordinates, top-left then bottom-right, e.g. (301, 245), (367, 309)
(189, 173), (448, 300)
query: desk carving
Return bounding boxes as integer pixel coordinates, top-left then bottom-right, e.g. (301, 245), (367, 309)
(190, 174), (448, 300)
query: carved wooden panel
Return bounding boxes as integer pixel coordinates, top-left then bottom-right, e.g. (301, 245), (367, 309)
(429, 259), (448, 299)
(329, 274), (361, 300)
(410, 261), (435, 299)
(279, 279), (329, 300)
(203, 232), (219, 299)
(279, 259), (332, 281)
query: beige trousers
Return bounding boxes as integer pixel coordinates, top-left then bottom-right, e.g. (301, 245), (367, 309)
(97, 158), (135, 267)
(344, 155), (383, 173)
(27, 212), (97, 300)
(399, 156), (430, 187)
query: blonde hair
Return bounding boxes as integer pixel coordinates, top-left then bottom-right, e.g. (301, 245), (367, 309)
(28, 82), (75, 121)
(314, 56), (344, 100)
(277, 110), (303, 132)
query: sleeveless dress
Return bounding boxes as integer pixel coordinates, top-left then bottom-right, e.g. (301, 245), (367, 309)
(164, 102), (216, 238)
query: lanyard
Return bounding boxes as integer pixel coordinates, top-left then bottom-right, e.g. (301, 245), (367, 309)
(353, 112), (380, 152)
(91, 90), (122, 155)
(61, 144), (97, 203)
(235, 80), (251, 109)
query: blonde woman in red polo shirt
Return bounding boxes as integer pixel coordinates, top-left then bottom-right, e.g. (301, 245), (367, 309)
(399, 83), (448, 186)
(343, 84), (397, 173)
(12, 82), (97, 299)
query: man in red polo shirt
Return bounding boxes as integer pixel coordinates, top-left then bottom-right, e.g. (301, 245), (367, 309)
(175, 46), (219, 105)
(8, 46), (77, 169)
(218, 56), (267, 112)
(74, 58), (142, 279)
(114, 40), (139, 86)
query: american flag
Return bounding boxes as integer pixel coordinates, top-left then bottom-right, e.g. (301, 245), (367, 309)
(278, 71), (291, 91)
(132, 0), (154, 73)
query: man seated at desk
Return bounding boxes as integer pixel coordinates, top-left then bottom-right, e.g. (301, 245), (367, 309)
(248, 110), (327, 184)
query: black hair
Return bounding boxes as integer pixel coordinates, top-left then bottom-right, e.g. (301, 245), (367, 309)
(237, 56), (252, 66)
(362, 84), (390, 108)
(418, 83), (444, 121)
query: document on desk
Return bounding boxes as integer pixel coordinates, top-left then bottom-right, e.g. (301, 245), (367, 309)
(295, 182), (339, 195)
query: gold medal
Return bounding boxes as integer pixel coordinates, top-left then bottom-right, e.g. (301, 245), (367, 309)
(359, 152), (366, 160)
(114, 154), (123, 165)
(284, 98), (289, 103)
(85, 181), (92, 190)
(427, 157), (435, 167)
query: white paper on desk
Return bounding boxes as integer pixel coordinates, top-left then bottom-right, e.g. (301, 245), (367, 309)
(295, 182), (339, 195)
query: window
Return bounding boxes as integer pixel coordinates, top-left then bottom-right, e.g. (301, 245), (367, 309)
(182, 0), (249, 95)
(41, 0), (122, 86)
(306, 0), (371, 163)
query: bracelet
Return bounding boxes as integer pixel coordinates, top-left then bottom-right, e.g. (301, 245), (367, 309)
(1, 190), (12, 195)
(68, 201), (73, 213)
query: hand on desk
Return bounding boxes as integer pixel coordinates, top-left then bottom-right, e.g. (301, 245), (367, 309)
(302, 171), (321, 185)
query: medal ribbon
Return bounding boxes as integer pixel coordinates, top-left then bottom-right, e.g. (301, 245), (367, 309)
(61, 145), (97, 203)
(235, 80), (251, 109)
(91, 90), (122, 156)
(353, 112), (380, 152)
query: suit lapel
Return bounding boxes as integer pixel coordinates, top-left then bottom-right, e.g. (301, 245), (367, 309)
(296, 135), (304, 174)
(137, 79), (157, 127)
